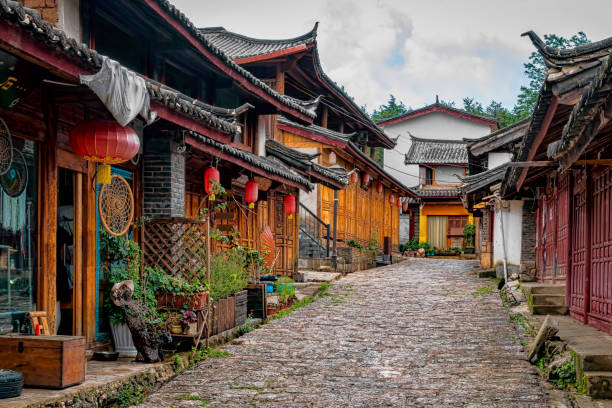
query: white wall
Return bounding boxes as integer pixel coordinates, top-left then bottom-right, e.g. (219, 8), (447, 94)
(399, 214), (410, 244)
(488, 152), (512, 169)
(493, 200), (523, 268)
(58, 0), (81, 42)
(382, 111), (492, 187)
(434, 166), (463, 185)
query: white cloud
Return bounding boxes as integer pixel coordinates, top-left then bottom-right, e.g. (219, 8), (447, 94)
(170, 0), (612, 112)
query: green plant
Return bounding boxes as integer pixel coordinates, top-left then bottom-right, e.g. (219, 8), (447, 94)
(463, 223), (476, 248)
(369, 227), (379, 250)
(275, 276), (295, 305)
(418, 241), (431, 250)
(209, 250), (249, 300)
(548, 360), (577, 389)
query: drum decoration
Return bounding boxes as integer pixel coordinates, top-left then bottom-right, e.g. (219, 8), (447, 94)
(0, 148), (26, 197)
(0, 117), (13, 176)
(98, 174), (134, 237)
(69, 120), (140, 184)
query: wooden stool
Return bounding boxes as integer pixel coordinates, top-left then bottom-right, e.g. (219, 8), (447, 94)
(26, 311), (50, 335)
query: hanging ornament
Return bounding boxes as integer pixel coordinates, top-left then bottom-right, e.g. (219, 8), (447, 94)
(376, 182), (383, 194)
(350, 172), (358, 184)
(261, 226), (276, 269)
(245, 179), (258, 208)
(402, 201), (409, 212)
(0, 149), (27, 197)
(388, 194), (395, 204)
(0, 117), (13, 176)
(396, 197), (402, 208)
(284, 194), (296, 219)
(69, 120), (139, 184)
(362, 173), (371, 186)
(98, 174), (134, 236)
(204, 167), (220, 200)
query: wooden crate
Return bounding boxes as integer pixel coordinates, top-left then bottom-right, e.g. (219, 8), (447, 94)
(0, 334), (85, 388)
(247, 283), (266, 319)
(207, 295), (236, 336)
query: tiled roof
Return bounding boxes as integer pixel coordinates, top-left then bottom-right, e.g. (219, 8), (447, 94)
(201, 23), (395, 148)
(377, 100), (497, 127)
(265, 140), (349, 187)
(276, 116), (354, 143)
(460, 164), (508, 195)
(466, 117), (529, 157)
(405, 136), (468, 165)
(407, 186), (460, 198)
(187, 131), (313, 191)
(199, 24), (317, 61)
(504, 31), (612, 194)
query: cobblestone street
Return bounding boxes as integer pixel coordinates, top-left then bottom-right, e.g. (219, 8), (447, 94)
(143, 259), (546, 407)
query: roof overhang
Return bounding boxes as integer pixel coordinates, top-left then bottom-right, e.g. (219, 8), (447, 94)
(378, 105), (498, 127)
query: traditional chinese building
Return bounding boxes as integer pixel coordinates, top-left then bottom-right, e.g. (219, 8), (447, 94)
(201, 24), (412, 261)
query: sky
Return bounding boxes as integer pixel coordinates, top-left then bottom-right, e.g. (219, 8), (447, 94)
(172, 0), (611, 114)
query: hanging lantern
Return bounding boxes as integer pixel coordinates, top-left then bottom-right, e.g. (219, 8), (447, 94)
(284, 194), (296, 219)
(402, 201), (409, 212)
(362, 173), (371, 186)
(245, 179), (258, 208)
(69, 120), (140, 184)
(376, 182), (383, 194)
(388, 194), (395, 204)
(350, 171), (358, 184)
(204, 167), (220, 200)
(396, 197), (402, 208)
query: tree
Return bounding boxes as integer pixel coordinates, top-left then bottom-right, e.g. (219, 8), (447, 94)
(513, 32), (590, 119)
(371, 94), (411, 122)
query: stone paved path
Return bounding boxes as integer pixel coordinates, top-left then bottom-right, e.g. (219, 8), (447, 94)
(142, 259), (546, 407)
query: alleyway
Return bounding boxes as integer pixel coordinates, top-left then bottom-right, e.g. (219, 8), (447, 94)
(142, 259), (546, 407)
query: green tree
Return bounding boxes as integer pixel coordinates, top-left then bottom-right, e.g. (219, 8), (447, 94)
(513, 32), (590, 119)
(371, 94), (411, 121)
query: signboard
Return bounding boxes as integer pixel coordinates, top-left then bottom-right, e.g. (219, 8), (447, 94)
(0, 50), (32, 109)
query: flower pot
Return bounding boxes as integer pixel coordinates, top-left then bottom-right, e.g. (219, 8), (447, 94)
(110, 322), (137, 358)
(183, 322), (198, 336)
(266, 304), (277, 316)
(157, 291), (209, 310)
(170, 324), (183, 335)
(464, 247), (475, 254)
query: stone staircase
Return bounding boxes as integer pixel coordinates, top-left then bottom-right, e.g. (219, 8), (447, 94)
(522, 283), (568, 315)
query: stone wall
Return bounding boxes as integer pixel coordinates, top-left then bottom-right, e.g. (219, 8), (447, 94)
(143, 137), (185, 218)
(521, 200), (536, 264)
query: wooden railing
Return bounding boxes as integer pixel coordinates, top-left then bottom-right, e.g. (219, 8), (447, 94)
(143, 217), (208, 283)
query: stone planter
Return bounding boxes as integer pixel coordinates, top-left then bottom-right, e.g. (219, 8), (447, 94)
(110, 322), (137, 358)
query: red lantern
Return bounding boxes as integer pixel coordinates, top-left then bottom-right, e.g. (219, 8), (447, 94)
(362, 173), (371, 186)
(204, 167), (220, 200)
(396, 198), (402, 208)
(245, 180), (258, 209)
(69, 120), (140, 184)
(376, 183), (383, 194)
(284, 194), (296, 219)
(350, 172), (358, 184)
(402, 201), (409, 212)
(388, 195), (395, 204)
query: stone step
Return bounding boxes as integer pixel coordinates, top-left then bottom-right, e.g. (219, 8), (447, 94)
(477, 269), (496, 278)
(531, 294), (566, 306)
(584, 371), (612, 399)
(529, 304), (568, 315)
(583, 354), (612, 372)
(529, 284), (565, 295)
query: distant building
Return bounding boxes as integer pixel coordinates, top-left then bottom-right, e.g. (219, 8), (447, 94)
(378, 98), (497, 246)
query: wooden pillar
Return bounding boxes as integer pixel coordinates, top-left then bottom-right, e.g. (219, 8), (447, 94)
(275, 64), (284, 95)
(83, 161), (97, 342)
(321, 106), (328, 129)
(40, 90), (58, 333)
(565, 172), (574, 308)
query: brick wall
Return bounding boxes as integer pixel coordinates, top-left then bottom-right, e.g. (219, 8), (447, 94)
(480, 210), (489, 248)
(21, 0), (59, 24)
(143, 137), (185, 218)
(411, 208), (420, 241)
(521, 199), (536, 264)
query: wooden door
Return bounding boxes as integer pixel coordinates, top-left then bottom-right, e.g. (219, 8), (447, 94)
(556, 172), (571, 282)
(543, 182), (557, 282)
(589, 167), (612, 333)
(274, 194), (295, 277)
(569, 169), (588, 321)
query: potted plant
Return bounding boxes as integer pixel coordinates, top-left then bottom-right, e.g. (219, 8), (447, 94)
(463, 224), (476, 254)
(275, 276), (295, 308)
(180, 310), (198, 335)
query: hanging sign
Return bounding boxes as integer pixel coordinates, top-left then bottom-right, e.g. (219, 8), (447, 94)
(0, 50), (32, 109)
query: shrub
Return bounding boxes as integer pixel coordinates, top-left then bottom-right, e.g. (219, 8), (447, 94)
(275, 276), (295, 305)
(463, 223), (476, 248)
(209, 250), (249, 300)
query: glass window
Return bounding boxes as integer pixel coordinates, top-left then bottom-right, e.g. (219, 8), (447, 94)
(0, 138), (38, 334)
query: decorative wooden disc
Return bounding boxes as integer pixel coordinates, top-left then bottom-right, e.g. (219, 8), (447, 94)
(261, 226), (276, 269)
(99, 174), (134, 236)
(0, 149), (27, 197)
(0, 117), (14, 176)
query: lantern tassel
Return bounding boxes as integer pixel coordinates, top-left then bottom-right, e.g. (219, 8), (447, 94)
(97, 164), (111, 184)
(288, 214), (293, 220)
(249, 203), (255, 209)
(209, 193), (216, 201)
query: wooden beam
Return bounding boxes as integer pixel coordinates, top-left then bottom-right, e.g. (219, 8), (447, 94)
(321, 106), (328, 128)
(275, 64), (285, 95)
(516, 96), (560, 191)
(507, 161), (557, 167)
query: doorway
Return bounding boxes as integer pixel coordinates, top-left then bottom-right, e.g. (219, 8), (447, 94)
(56, 167), (84, 335)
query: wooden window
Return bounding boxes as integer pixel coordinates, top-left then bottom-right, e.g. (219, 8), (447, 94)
(425, 167), (433, 185)
(448, 216), (468, 237)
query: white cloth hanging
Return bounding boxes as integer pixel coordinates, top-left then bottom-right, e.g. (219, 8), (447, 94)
(1, 189), (25, 233)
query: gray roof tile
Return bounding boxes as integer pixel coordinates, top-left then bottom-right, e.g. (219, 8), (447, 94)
(405, 137), (468, 165)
